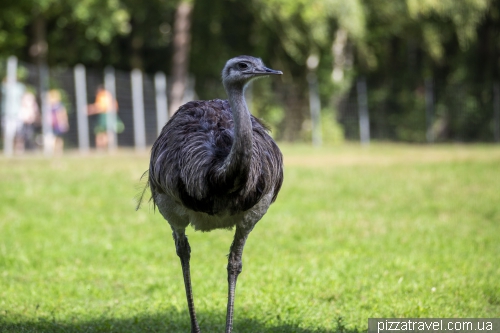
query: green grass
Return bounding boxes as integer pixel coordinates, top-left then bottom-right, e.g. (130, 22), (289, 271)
(1, 144), (499, 332)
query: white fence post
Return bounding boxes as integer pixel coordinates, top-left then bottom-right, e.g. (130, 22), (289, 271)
(357, 77), (370, 145)
(104, 66), (117, 151)
(74, 64), (89, 153)
(40, 64), (54, 156)
(155, 72), (168, 135)
(3, 56), (18, 156)
(131, 69), (146, 151)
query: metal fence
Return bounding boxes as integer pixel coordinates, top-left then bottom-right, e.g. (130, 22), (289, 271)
(337, 77), (500, 143)
(0, 56), (187, 156)
(1, 56), (500, 156)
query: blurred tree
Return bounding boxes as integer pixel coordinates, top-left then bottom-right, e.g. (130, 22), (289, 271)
(0, 0), (32, 60)
(1, 0), (498, 142)
(189, 0), (256, 98)
(250, 0), (367, 141)
(0, 0), (130, 67)
(169, 0), (193, 116)
(118, 0), (179, 72)
(358, 0), (493, 141)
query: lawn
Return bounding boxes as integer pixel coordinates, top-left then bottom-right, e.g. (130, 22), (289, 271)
(1, 144), (499, 332)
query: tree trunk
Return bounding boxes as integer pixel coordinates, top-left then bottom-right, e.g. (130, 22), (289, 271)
(331, 28), (349, 83)
(130, 34), (144, 70)
(169, 1), (193, 116)
(30, 13), (48, 66)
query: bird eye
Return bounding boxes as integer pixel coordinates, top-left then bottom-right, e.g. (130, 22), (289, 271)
(238, 62), (249, 70)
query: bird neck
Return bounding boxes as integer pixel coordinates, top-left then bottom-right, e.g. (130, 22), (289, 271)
(222, 84), (253, 188)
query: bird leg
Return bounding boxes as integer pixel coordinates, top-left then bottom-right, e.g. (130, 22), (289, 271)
(225, 226), (250, 333)
(173, 230), (201, 333)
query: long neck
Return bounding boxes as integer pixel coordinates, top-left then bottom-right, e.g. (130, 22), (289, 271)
(220, 83), (253, 189)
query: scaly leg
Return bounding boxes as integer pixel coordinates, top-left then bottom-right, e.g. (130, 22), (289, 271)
(225, 226), (250, 333)
(173, 230), (201, 333)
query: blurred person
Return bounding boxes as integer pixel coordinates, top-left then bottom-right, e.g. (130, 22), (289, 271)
(1, 77), (39, 153)
(48, 89), (69, 153)
(18, 89), (40, 151)
(87, 85), (124, 149)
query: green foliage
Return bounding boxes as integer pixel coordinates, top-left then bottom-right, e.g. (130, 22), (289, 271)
(71, 0), (130, 44)
(300, 109), (345, 144)
(2, 3), (131, 71)
(362, 0), (491, 65)
(254, 0), (365, 63)
(321, 110), (345, 144)
(251, 79), (286, 138)
(1, 145), (499, 332)
(0, 0), (498, 142)
(406, 0), (490, 52)
(0, 1), (31, 58)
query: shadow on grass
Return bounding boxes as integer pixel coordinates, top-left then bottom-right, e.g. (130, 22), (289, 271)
(0, 309), (364, 333)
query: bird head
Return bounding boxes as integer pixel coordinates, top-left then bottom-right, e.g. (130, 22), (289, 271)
(222, 56), (282, 90)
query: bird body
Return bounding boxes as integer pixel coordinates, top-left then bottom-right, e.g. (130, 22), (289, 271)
(144, 56), (283, 333)
(149, 99), (282, 231)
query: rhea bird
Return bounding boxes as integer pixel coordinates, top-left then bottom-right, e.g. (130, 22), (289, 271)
(141, 56), (283, 332)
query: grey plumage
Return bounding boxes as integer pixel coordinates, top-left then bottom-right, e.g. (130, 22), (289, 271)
(142, 56), (283, 333)
(149, 99), (282, 217)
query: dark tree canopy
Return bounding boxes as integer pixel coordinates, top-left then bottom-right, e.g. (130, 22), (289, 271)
(1, 0), (498, 142)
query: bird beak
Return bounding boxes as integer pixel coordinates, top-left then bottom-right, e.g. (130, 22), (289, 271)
(254, 67), (283, 76)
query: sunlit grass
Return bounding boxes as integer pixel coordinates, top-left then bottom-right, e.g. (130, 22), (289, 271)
(1, 144), (499, 332)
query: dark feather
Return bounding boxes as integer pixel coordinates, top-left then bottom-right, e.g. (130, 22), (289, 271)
(146, 99), (283, 216)
(135, 170), (150, 211)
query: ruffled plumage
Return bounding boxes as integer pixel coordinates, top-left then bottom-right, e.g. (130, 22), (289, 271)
(147, 99), (283, 216)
